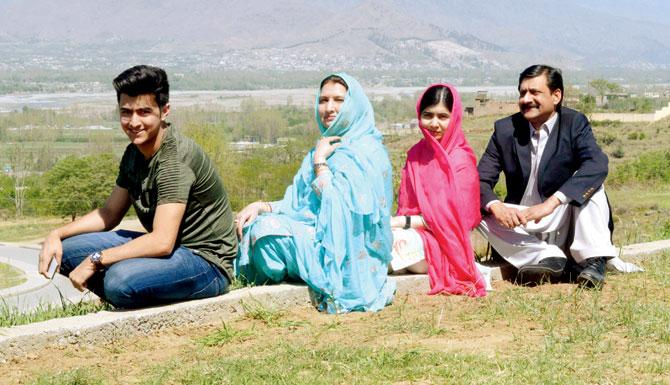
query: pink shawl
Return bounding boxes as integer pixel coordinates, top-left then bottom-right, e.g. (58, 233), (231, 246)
(397, 84), (486, 297)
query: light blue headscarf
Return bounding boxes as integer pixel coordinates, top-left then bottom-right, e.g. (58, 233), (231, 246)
(236, 73), (395, 313)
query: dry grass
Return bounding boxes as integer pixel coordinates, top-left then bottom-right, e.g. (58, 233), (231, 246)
(3, 252), (669, 385)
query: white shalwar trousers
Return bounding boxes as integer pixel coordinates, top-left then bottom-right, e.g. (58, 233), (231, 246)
(389, 228), (493, 291)
(477, 186), (618, 268)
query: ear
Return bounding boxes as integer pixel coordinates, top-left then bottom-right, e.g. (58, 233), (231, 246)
(551, 89), (562, 107)
(160, 103), (171, 121)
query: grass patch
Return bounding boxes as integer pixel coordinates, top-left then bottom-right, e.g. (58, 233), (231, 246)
(607, 187), (670, 244)
(0, 297), (112, 327)
(155, 346), (496, 385)
(0, 217), (68, 242)
(197, 322), (255, 347)
(31, 368), (107, 385)
(0, 261), (26, 289)
(240, 298), (285, 326)
(228, 277), (250, 291)
(6, 251), (668, 385)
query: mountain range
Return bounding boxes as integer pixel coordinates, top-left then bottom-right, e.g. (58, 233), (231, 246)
(0, 0), (669, 72)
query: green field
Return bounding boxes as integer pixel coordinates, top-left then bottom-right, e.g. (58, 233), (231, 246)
(0, 261), (26, 290)
(0, 217), (70, 242)
(1, 102), (669, 245)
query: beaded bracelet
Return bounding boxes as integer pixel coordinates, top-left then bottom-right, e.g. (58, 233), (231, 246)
(258, 201), (272, 213)
(313, 162), (328, 174)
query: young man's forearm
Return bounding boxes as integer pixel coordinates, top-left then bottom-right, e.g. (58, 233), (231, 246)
(95, 202), (186, 266)
(50, 208), (114, 240)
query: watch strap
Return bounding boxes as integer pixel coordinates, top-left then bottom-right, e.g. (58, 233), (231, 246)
(89, 251), (105, 271)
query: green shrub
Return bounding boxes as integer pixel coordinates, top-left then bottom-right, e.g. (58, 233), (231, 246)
(611, 146), (625, 159)
(627, 131), (646, 140)
(599, 133), (617, 145)
(659, 220), (670, 239)
(609, 151), (670, 186)
(592, 120), (622, 127)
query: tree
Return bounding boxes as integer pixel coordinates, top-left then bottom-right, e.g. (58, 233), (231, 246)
(8, 140), (33, 217)
(589, 79), (622, 106)
(43, 154), (118, 220)
(0, 174), (14, 217)
(576, 94), (596, 115)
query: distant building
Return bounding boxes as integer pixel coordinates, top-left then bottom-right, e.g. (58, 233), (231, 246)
(596, 92), (629, 107)
(380, 119), (419, 136)
(464, 91), (517, 117)
(275, 137), (293, 146)
(563, 95), (581, 107)
(229, 141), (276, 152)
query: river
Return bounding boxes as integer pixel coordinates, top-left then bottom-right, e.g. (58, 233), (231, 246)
(0, 86), (518, 113)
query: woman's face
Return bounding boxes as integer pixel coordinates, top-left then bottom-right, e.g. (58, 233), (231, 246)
(318, 81), (347, 128)
(420, 102), (451, 141)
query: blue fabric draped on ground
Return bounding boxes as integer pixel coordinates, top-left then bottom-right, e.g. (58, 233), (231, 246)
(235, 73), (396, 313)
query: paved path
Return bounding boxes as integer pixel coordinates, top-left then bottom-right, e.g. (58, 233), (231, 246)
(0, 244), (97, 312)
(0, 219), (144, 312)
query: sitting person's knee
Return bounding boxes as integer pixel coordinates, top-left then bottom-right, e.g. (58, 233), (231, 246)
(102, 267), (143, 308)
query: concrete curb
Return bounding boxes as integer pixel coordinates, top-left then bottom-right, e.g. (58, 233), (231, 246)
(1, 238), (663, 302)
(0, 257), (49, 298)
(620, 239), (670, 256)
(0, 275), (429, 363)
(0, 239), (666, 363)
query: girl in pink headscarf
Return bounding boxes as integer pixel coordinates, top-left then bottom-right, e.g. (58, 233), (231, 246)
(390, 84), (489, 296)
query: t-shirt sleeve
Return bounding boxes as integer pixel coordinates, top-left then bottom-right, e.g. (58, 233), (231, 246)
(155, 150), (196, 205)
(116, 147), (132, 189)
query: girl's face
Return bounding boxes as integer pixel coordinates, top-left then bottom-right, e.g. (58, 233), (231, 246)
(420, 102), (451, 141)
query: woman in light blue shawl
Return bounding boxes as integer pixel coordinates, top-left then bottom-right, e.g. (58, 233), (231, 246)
(235, 73), (395, 313)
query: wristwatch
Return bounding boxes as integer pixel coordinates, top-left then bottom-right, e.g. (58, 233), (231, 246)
(89, 251), (105, 271)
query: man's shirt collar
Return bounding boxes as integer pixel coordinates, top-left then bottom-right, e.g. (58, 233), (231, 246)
(529, 111), (558, 135)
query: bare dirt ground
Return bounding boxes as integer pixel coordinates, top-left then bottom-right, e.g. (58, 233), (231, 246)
(1, 254), (668, 384)
(0, 280), (573, 384)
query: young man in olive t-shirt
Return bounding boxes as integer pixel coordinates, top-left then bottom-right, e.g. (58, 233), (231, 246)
(38, 65), (237, 308)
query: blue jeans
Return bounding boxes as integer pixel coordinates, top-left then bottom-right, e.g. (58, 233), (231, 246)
(60, 230), (229, 309)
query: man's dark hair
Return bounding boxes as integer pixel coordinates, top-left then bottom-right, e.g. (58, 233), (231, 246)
(113, 65), (170, 107)
(519, 64), (564, 107)
(419, 85), (454, 113)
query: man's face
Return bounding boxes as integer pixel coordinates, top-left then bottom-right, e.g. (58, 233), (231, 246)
(119, 93), (169, 154)
(518, 74), (562, 128)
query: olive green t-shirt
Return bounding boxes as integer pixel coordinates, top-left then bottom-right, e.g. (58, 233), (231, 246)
(116, 126), (237, 280)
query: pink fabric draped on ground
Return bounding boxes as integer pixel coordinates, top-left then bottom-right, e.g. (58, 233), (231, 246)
(397, 84), (487, 296)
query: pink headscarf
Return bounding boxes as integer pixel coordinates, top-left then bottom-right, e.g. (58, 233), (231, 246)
(397, 84), (486, 297)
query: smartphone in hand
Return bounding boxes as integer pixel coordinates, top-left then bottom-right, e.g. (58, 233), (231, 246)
(47, 257), (59, 280)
